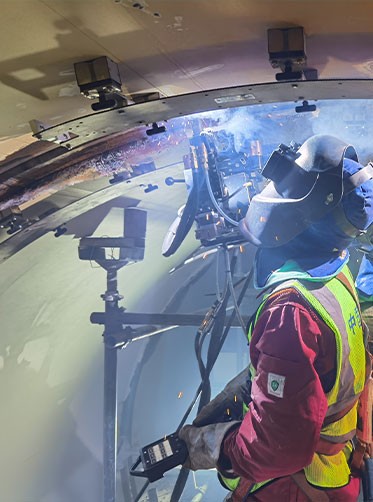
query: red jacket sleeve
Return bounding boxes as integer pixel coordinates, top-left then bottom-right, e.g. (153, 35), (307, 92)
(222, 289), (335, 482)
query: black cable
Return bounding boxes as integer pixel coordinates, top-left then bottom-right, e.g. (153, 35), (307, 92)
(162, 185), (198, 257)
(169, 466), (191, 502)
(216, 266), (253, 349)
(163, 149), (206, 257)
(204, 295), (230, 390)
(194, 297), (228, 388)
(224, 247), (248, 336)
(167, 267), (254, 502)
(200, 133), (240, 227)
(170, 311), (228, 502)
(195, 330), (207, 384)
(133, 260), (253, 502)
(175, 266), (253, 433)
(204, 256), (238, 376)
(133, 479), (150, 502)
(134, 314), (216, 502)
(170, 254), (236, 502)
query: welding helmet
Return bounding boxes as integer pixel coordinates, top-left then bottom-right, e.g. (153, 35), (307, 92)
(239, 134), (373, 247)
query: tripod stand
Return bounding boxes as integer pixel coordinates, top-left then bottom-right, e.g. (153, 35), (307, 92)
(79, 209), (250, 502)
(79, 207), (147, 502)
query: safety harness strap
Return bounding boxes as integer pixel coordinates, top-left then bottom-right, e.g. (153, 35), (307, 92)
(226, 473), (330, 501)
(335, 270), (360, 308)
(350, 440), (367, 476)
(291, 472), (330, 501)
(316, 437), (346, 455)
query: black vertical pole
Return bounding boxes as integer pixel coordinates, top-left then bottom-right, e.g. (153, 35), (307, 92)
(103, 268), (120, 502)
(80, 207), (147, 502)
(103, 344), (118, 502)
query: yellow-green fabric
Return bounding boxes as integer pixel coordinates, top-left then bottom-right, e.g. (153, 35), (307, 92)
(220, 265), (366, 494)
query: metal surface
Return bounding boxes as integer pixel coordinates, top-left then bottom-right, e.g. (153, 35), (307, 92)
(35, 79), (373, 150)
(91, 311), (249, 328)
(102, 268), (123, 502)
(0, 163), (184, 262)
(2, 0), (373, 144)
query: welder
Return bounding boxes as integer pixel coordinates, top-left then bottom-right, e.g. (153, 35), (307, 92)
(179, 135), (373, 501)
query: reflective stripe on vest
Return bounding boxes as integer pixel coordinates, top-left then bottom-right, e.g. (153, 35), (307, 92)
(220, 265), (367, 493)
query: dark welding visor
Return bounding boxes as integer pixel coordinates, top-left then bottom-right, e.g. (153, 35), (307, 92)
(239, 135), (359, 247)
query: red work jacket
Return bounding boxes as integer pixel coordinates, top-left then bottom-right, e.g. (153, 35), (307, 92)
(222, 288), (360, 501)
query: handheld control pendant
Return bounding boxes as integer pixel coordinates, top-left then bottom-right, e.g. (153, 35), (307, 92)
(130, 433), (188, 483)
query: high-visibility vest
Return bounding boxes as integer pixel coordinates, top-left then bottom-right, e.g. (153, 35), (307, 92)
(220, 265), (368, 494)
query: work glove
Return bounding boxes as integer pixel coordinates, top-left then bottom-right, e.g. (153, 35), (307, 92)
(193, 367), (252, 427)
(177, 368), (251, 472)
(178, 421), (240, 471)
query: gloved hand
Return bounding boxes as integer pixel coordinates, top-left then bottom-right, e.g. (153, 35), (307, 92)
(178, 421), (240, 471)
(193, 367), (252, 427)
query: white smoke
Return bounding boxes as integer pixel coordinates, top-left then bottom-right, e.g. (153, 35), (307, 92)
(183, 99), (373, 164)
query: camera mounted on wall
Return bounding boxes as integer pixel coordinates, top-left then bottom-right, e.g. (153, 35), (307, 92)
(74, 56), (127, 111)
(267, 26), (318, 81)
